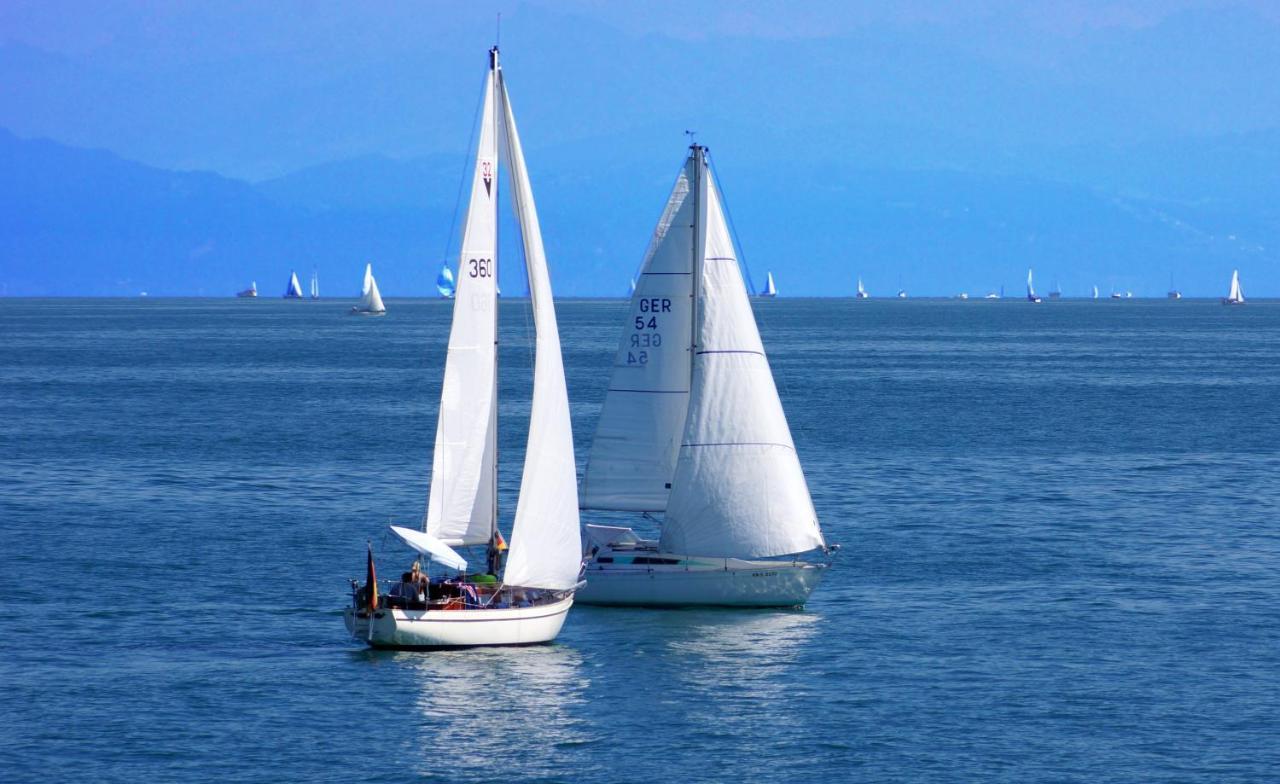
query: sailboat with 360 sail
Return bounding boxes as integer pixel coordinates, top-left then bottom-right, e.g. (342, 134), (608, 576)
(344, 47), (581, 647)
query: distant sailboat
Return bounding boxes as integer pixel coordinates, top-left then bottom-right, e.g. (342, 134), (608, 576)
(1092, 285), (1099, 300)
(1222, 269), (1245, 305)
(956, 292), (969, 300)
(283, 271), (303, 298)
(310, 270), (320, 299)
(350, 263), (387, 315)
(897, 289), (907, 299)
(435, 262), (456, 298)
(984, 291), (999, 299)
(760, 271), (777, 297)
(1167, 274), (1181, 300)
(577, 142), (832, 608)
(856, 277), (869, 299)
(1026, 268), (1042, 303)
(236, 281), (258, 298)
(344, 46), (581, 648)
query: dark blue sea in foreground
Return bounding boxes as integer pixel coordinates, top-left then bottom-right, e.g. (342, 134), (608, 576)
(2, 297), (1278, 783)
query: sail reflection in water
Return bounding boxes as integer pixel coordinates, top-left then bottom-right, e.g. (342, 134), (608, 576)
(403, 646), (595, 779)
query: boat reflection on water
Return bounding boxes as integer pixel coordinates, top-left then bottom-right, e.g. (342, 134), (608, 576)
(399, 645), (592, 778)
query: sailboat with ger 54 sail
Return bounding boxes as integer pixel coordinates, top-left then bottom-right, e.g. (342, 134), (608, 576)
(576, 142), (835, 608)
(345, 46), (582, 647)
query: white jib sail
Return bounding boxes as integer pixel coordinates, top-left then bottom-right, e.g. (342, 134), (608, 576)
(764, 271), (776, 295)
(496, 71), (582, 591)
(1027, 269), (1035, 297)
(579, 160), (696, 511)
(359, 263), (386, 313)
(424, 64), (499, 547)
(1229, 270), (1243, 302)
(661, 156), (825, 559)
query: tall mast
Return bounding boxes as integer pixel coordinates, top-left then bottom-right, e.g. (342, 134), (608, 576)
(689, 143), (705, 384)
(488, 45), (502, 574)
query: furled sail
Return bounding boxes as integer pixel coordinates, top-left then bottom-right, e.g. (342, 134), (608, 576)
(424, 62), (499, 548)
(358, 263), (386, 313)
(436, 263), (456, 298)
(496, 68), (582, 591)
(661, 151), (825, 559)
(580, 161), (696, 511)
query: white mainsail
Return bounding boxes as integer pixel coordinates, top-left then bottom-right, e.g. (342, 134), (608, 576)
(580, 162), (696, 511)
(1026, 268), (1036, 299)
(1227, 269), (1244, 303)
(311, 270), (320, 299)
(1093, 285), (1099, 299)
(762, 271), (777, 297)
(496, 69), (581, 591)
(358, 263), (386, 313)
(660, 149), (824, 559)
(857, 277), (867, 298)
(424, 61), (500, 548)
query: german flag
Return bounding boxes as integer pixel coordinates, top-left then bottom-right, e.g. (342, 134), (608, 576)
(494, 530), (508, 551)
(365, 542), (379, 611)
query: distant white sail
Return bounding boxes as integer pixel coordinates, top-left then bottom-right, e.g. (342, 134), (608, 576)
(1225, 269), (1244, 304)
(660, 153), (824, 559)
(581, 161), (695, 511)
(761, 271), (777, 297)
(424, 62), (499, 548)
(356, 263), (386, 313)
(310, 270), (319, 299)
(1093, 285), (1099, 299)
(284, 271), (303, 298)
(856, 277), (868, 298)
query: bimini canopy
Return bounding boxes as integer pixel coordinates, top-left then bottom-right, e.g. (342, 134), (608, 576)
(389, 525), (468, 572)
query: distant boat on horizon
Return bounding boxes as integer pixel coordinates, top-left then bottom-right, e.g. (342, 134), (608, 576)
(351, 263), (387, 316)
(956, 292), (969, 300)
(1092, 285), (1099, 300)
(856, 277), (869, 299)
(283, 271), (303, 299)
(310, 269), (320, 299)
(1222, 269), (1245, 305)
(435, 262), (456, 299)
(1026, 269), (1042, 303)
(1168, 273), (1181, 300)
(760, 271), (777, 297)
(236, 281), (258, 298)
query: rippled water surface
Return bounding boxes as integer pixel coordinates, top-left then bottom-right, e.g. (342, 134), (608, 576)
(2, 297), (1278, 783)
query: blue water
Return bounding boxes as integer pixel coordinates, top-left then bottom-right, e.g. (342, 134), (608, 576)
(2, 297), (1278, 783)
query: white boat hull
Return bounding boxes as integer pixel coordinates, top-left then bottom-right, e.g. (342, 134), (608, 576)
(577, 558), (827, 608)
(343, 595), (573, 649)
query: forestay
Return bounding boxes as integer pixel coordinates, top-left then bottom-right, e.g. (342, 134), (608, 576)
(661, 156), (825, 559)
(497, 71), (582, 591)
(424, 65), (499, 547)
(580, 162), (696, 511)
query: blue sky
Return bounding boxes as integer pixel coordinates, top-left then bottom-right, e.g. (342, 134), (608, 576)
(1, 1), (1278, 296)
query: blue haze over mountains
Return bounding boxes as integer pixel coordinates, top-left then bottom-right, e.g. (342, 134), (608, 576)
(1, 1), (1278, 297)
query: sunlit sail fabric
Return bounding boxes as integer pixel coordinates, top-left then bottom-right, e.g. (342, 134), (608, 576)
(580, 162), (696, 511)
(424, 65), (499, 547)
(661, 156), (825, 559)
(497, 72), (582, 591)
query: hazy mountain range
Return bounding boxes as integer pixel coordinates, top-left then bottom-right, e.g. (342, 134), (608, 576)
(2, 124), (1276, 297)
